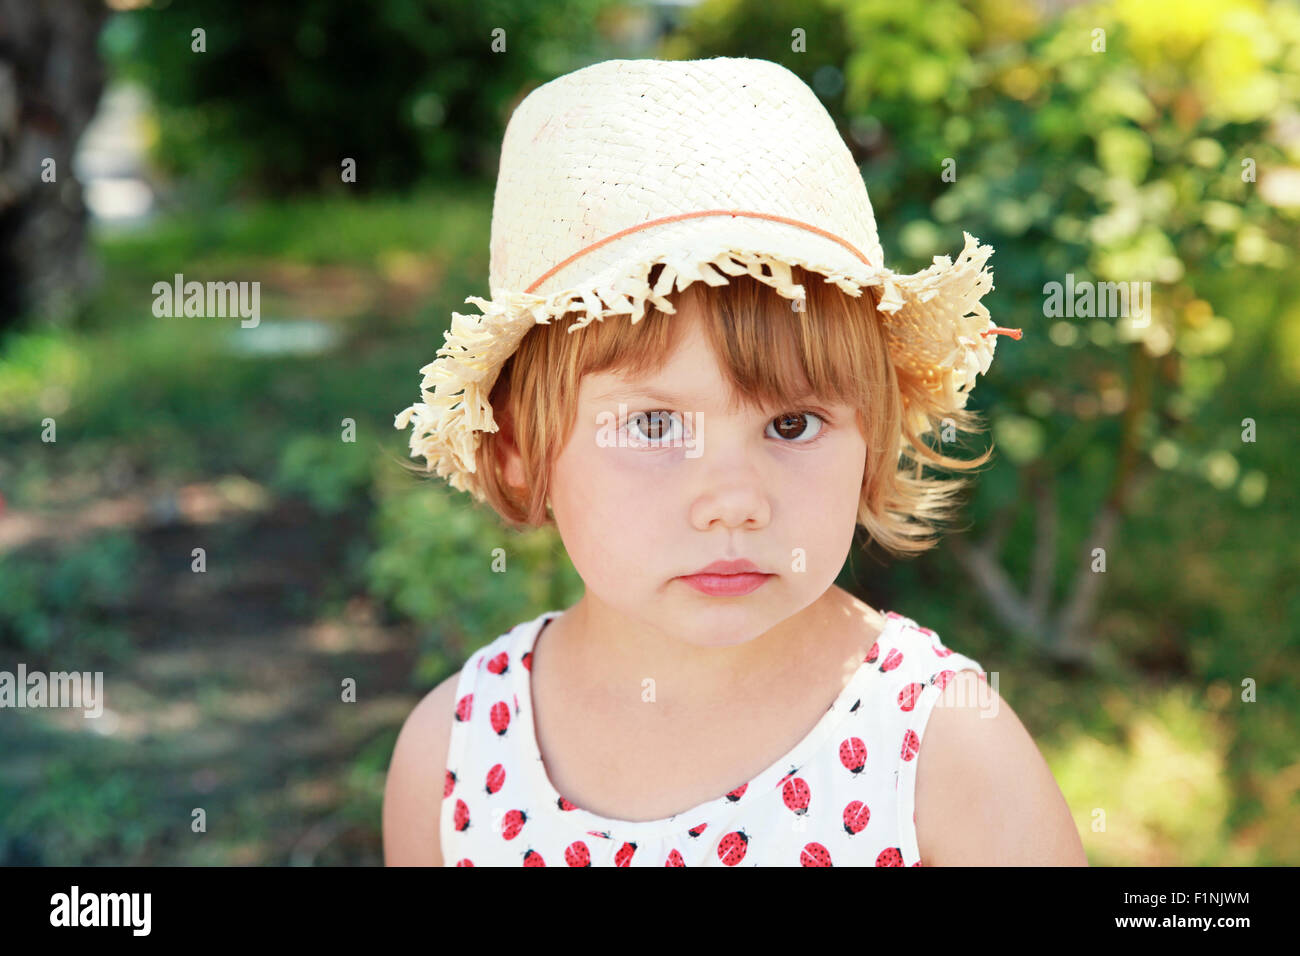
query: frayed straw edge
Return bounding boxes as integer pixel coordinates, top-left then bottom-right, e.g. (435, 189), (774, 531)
(394, 233), (996, 499)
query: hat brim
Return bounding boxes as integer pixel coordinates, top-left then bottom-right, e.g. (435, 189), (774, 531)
(394, 224), (996, 501)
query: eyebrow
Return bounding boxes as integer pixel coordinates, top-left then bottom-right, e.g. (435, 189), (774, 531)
(588, 384), (821, 408)
(589, 386), (706, 406)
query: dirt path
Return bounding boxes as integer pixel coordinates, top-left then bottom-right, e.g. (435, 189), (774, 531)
(0, 487), (419, 865)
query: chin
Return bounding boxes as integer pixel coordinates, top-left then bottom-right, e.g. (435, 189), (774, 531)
(667, 603), (776, 646)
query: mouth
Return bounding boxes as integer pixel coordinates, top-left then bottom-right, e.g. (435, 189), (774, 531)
(676, 560), (775, 597)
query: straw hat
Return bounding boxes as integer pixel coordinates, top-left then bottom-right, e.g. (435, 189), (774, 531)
(394, 56), (1021, 501)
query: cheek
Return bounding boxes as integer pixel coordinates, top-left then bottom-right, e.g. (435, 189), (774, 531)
(551, 443), (674, 578)
(776, 435), (866, 548)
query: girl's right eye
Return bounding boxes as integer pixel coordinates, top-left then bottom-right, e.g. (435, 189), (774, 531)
(624, 410), (685, 445)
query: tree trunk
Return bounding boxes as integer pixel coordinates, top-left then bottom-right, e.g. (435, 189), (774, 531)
(0, 0), (109, 330)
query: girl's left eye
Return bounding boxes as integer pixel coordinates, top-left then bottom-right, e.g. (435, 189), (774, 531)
(767, 411), (826, 443)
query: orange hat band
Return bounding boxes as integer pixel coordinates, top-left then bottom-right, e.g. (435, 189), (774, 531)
(524, 209), (1021, 339)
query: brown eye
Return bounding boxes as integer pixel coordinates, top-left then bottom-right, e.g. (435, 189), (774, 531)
(767, 411), (825, 443)
(626, 410), (683, 443)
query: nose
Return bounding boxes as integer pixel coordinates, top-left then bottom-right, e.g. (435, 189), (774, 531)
(687, 436), (771, 532)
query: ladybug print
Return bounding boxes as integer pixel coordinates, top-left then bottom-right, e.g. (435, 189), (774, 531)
(898, 682), (926, 712)
(842, 800), (870, 835)
(876, 847), (904, 867)
(800, 842), (833, 867)
(838, 737), (867, 774)
(438, 609), (985, 866)
(564, 841), (591, 867)
(489, 701), (511, 736)
(901, 729), (921, 762)
(614, 842), (637, 866)
(717, 830), (749, 866)
(501, 809), (528, 840)
(782, 777), (811, 816)
(454, 693), (472, 722)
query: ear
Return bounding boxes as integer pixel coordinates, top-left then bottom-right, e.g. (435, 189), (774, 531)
(492, 399), (527, 495)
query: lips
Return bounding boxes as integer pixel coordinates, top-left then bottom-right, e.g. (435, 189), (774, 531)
(685, 558), (766, 576)
(677, 559), (774, 597)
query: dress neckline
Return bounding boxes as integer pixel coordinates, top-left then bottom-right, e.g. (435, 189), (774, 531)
(508, 607), (903, 841)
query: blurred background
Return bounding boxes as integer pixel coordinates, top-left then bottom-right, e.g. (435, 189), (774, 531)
(0, 0), (1296, 866)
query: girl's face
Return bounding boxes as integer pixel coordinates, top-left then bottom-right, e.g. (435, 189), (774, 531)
(547, 293), (869, 648)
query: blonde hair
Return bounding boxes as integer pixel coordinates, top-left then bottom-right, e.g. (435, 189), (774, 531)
(459, 264), (992, 558)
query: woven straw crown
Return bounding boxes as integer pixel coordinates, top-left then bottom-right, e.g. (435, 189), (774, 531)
(395, 56), (1020, 502)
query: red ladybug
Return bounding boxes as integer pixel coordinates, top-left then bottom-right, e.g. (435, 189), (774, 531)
(453, 798), (470, 832)
(717, 829), (749, 866)
(879, 648), (904, 673)
(839, 737), (867, 774)
(724, 782), (748, 802)
(489, 701), (511, 735)
(665, 849), (686, 867)
(485, 763), (505, 795)
(931, 670), (956, 693)
(876, 847), (904, 867)
(486, 652), (509, 675)
(564, 841), (591, 867)
(501, 809), (527, 840)
(781, 777), (811, 816)
(800, 842), (832, 867)
(901, 729), (921, 762)
(522, 848), (545, 867)
(614, 841), (637, 866)
(842, 800), (870, 835)
(454, 858), (474, 867)
(444, 769), (457, 798)
(687, 823), (708, 838)
(864, 642), (879, 664)
(454, 694), (473, 722)
(522, 651), (533, 671)
(557, 796), (577, 812)
(898, 682), (925, 712)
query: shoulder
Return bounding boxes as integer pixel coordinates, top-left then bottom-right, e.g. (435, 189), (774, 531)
(382, 669), (464, 867)
(914, 670), (1089, 865)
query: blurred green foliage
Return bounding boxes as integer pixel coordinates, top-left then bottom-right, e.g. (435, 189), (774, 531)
(367, 464), (585, 685)
(0, 532), (137, 665)
(102, 0), (625, 195)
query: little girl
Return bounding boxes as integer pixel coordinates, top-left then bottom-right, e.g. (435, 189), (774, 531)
(383, 56), (1086, 866)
